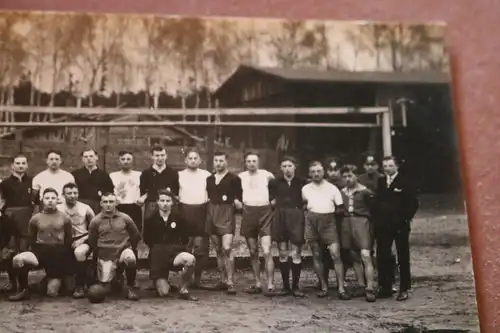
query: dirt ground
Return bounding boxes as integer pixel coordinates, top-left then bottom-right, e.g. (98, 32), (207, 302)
(0, 212), (478, 333)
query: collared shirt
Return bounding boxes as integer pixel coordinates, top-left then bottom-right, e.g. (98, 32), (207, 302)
(178, 168), (211, 205)
(109, 170), (142, 205)
(28, 210), (72, 246)
(358, 172), (383, 192)
(140, 165), (179, 202)
(33, 169), (75, 202)
(269, 176), (306, 208)
(302, 180), (343, 214)
(143, 210), (189, 250)
(341, 184), (374, 217)
(72, 167), (114, 202)
(386, 172), (399, 188)
(57, 201), (95, 239)
(206, 172), (242, 205)
(0, 174), (35, 208)
(88, 210), (142, 261)
(239, 169), (274, 206)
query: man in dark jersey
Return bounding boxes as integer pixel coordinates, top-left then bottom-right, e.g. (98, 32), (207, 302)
(205, 152), (242, 295)
(0, 154), (38, 293)
(269, 156), (306, 297)
(144, 189), (198, 301)
(9, 188), (73, 301)
(72, 148), (114, 214)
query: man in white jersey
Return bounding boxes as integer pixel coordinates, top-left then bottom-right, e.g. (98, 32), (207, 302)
(32, 150), (75, 208)
(57, 182), (95, 298)
(110, 151), (142, 233)
(178, 150), (211, 289)
(239, 152), (276, 296)
(302, 161), (349, 300)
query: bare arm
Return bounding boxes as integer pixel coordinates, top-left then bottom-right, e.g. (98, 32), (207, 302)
(87, 218), (99, 252)
(85, 206), (96, 228)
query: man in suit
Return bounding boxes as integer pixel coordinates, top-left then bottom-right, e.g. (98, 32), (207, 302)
(372, 156), (418, 301)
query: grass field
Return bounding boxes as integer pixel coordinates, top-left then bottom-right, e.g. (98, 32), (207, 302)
(0, 201), (478, 333)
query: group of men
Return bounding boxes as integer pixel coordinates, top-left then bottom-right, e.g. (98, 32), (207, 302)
(0, 145), (418, 304)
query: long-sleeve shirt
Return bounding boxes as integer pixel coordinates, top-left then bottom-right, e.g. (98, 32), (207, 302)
(269, 176), (306, 208)
(28, 210), (72, 248)
(87, 210), (142, 261)
(206, 172), (242, 205)
(0, 174), (36, 207)
(139, 166), (179, 202)
(143, 210), (189, 251)
(72, 167), (114, 202)
(341, 184), (374, 218)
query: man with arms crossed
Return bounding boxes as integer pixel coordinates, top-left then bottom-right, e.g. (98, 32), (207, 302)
(72, 149), (114, 214)
(87, 193), (142, 301)
(9, 188), (73, 301)
(340, 165), (376, 302)
(144, 190), (198, 301)
(205, 152), (242, 295)
(239, 152), (276, 296)
(57, 182), (95, 298)
(302, 161), (349, 299)
(0, 154), (37, 293)
(269, 156), (306, 297)
(32, 150), (75, 208)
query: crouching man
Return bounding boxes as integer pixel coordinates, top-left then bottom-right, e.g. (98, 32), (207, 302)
(144, 190), (198, 301)
(87, 192), (141, 301)
(9, 188), (73, 301)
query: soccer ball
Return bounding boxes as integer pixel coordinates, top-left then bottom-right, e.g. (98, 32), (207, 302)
(87, 284), (107, 303)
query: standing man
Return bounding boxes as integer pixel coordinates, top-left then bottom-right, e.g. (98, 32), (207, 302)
(57, 182), (95, 298)
(269, 156), (306, 298)
(109, 151), (142, 233)
(144, 189), (198, 301)
(205, 152), (242, 295)
(0, 154), (37, 293)
(138, 145), (179, 222)
(239, 152), (276, 296)
(340, 165), (376, 302)
(302, 161), (349, 299)
(32, 150), (75, 207)
(373, 156), (419, 301)
(72, 148), (114, 214)
(9, 188), (73, 301)
(358, 155), (383, 193)
(87, 192), (142, 301)
(178, 150), (211, 289)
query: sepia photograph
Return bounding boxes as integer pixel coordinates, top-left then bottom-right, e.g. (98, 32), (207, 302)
(0, 11), (477, 333)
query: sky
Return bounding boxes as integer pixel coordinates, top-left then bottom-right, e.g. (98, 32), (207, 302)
(4, 12), (448, 96)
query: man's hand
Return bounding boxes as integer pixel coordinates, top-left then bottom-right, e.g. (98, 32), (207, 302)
(270, 199), (276, 207)
(234, 199), (243, 210)
(136, 195), (146, 206)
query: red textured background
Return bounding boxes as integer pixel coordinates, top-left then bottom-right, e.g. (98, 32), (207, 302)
(0, 0), (496, 331)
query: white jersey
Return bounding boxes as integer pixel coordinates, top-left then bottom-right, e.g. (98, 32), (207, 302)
(302, 180), (343, 214)
(239, 169), (274, 206)
(178, 168), (211, 205)
(57, 201), (95, 239)
(109, 170), (141, 205)
(33, 169), (75, 202)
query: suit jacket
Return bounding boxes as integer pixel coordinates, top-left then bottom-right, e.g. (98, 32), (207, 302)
(372, 172), (419, 227)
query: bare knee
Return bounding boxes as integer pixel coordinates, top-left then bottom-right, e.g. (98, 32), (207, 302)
(185, 254), (196, 267)
(328, 245), (341, 260)
(360, 250), (372, 264)
(74, 246), (89, 262)
(291, 248), (302, 264)
(46, 278), (62, 297)
(262, 244), (272, 257)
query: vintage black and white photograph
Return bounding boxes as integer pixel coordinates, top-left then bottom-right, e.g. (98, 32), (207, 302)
(0, 12), (477, 333)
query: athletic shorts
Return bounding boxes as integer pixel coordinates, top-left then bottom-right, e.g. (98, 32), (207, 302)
(240, 205), (273, 238)
(304, 212), (339, 245)
(205, 203), (235, 236)
(5, 206), (33, 238)
(271, 207), (305, 245)
(117, 203), (143, 232)
(179, 203), (207, 237)
(32, 244), (73, 278)
(96, 248), (135, 283)
(71, 233), (89, 249)
(149, 244), (187, 280)
(341, 216), (372, 250)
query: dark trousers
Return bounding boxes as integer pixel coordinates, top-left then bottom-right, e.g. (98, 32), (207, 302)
(376, 224), (411, 292)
